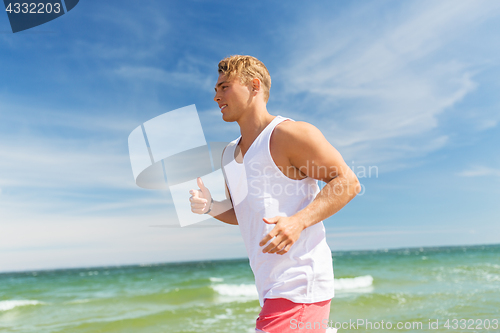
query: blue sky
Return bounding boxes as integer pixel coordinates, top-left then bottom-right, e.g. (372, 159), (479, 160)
(1, 0), (499, 272)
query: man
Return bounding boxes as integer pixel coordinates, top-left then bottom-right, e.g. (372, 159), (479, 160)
(189, 55), (360, 333)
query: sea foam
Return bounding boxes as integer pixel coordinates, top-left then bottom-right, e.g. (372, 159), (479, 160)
(211, 284), (258, 298)
(211, 275), (374, 298)
(334, 275), (374, 291)
(209, 277), (224, 282)
(0, 300), (43, 312)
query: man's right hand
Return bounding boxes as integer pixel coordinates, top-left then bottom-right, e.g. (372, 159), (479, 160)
(189, 177), (212, 214)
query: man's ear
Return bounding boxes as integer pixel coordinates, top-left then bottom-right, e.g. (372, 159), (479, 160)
(252, 78), (261, 92)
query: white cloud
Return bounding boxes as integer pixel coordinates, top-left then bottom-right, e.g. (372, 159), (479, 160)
(278, 0), (500, 166)
(459, 105), (500, 131)
(475, 119), (499, 131)
(0, 97), (150, 191)
(198, 107), (241, 140)
(0, 95), (141, 134)
(69, 2), (170, 61)
(0, 211), (244, 273)
(325, 224), (500, 251)
(0, 137), (133, 189)
(328, 228), (454, 238)
(457, 166), (500, 178)
(113, 65), (214, 92)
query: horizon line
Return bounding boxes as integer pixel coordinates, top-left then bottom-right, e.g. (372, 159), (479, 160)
(1, 242), (498, 275)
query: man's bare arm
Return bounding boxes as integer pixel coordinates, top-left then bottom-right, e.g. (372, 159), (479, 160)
(287, 121), (360, 228)
(260, 121), (361, 254)
(190, 177), (238, 225)
(209, 204), (238, 225)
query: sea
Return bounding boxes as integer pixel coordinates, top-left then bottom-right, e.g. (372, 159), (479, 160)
(1, 244), (499, 333)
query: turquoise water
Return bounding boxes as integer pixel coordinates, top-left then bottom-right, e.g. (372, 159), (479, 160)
(1, 244), (499, 332)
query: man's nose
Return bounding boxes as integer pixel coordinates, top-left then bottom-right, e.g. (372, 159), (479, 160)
(214, 92), (221, 102)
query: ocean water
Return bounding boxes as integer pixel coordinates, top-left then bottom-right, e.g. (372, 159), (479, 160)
(1, 244), (499, 333)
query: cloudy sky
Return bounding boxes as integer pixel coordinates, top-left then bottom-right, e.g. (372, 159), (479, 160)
(1, 0), (499, 272)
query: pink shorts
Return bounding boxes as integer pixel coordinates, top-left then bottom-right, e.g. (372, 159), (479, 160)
(255, 298), (332, 333)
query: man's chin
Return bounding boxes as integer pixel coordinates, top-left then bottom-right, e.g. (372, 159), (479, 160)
(221, 113), (236, 123)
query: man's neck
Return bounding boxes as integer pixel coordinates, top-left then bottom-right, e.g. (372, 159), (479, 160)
(236, 106), (275, 150)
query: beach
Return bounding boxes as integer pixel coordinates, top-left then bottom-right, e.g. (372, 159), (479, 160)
(1, 244), (499, 332)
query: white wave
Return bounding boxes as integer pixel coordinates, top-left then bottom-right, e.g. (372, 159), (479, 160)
(209, 277), (224, 282)
(211, 276), (373, 300)
(66, 299), (91, 304)
(211, 283), (258, 298)
(485, 273), (500, 282)
(0, 300), (43, 312)
(202, 309), (233, 325)
(335, 275), (374, 291)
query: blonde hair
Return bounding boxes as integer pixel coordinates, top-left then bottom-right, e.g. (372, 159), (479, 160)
(218, 55), (271, 103)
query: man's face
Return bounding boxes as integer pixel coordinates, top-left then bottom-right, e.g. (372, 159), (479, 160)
(214, 73), (252, 122)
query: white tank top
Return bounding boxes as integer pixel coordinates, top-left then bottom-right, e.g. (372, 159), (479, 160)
(222, 115), (334, 306)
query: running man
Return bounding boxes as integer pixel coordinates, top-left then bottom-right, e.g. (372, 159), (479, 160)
(190, 55), (360, 333)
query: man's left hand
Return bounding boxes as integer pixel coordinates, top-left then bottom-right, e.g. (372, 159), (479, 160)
(259, 216), (305, 255)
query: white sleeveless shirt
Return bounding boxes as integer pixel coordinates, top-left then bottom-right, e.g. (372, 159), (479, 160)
(222, 116), (334, 307)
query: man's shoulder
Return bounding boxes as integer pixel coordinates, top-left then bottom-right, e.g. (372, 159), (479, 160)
(274, 119), (322, 143)
(272, 119), (332, 162)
